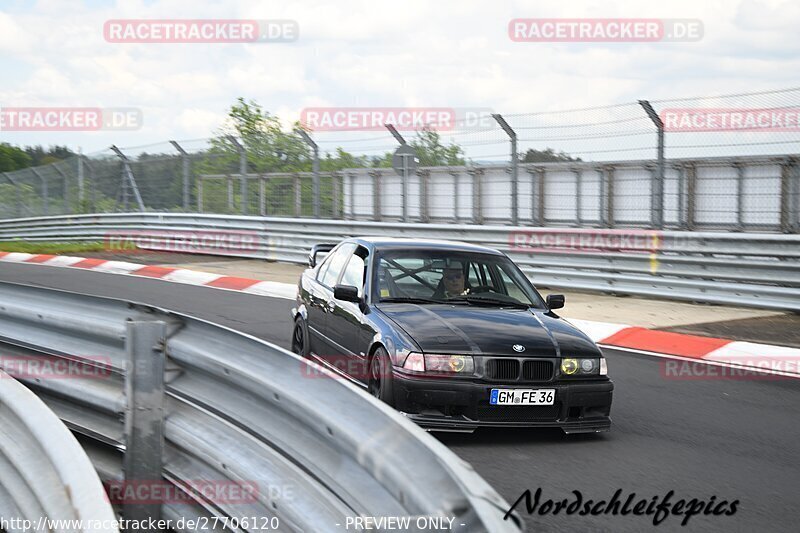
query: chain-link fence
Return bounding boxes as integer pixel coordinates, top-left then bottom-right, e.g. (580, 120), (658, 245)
(2, 87), (799, 232)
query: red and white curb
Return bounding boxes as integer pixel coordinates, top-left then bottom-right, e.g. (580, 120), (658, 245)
(0, 252), (296, 300)
(2, 251), (798, 378)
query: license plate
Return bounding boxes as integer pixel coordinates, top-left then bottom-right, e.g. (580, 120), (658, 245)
(489, 388), (555, 406)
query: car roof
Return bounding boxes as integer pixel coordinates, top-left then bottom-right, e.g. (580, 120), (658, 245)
(344, 236), (504, 255)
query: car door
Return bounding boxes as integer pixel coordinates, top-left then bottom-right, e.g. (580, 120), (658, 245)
(308, 243), (356, 358)
(326, 246), (370, 382)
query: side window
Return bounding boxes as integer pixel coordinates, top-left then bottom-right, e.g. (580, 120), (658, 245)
(321, 243), (356, 288)
(340, 249), (367, 295)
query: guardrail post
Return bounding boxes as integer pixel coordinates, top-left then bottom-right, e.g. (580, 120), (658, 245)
(469, 168), (483, 224)
(493, 114), (518, 226)
(29, 167), (48, 216)
(296, 129), (320, 218)
(123, 320), (167, 525)
(687, 162), (697, 230)
(639, 100), (665, 229)
(735, 162), (745, 231)
(370, 169), (382, 221)
(169, 141), (191, 211)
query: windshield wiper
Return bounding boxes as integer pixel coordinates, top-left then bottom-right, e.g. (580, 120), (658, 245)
(448, 294), (531, 309)
(379, 297), (446, 305)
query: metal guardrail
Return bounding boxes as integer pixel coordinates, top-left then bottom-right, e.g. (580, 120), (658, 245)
(0, 281), (520, 532)
(0, 369), (119, 532)
(1, 213), (800, 311)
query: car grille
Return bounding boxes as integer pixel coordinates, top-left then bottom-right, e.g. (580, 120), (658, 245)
(476, 403), (561, 422)
(485, 359), (520, 380)
(522, 360), (554, 381)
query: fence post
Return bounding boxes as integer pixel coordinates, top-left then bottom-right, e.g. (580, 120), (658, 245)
(370, 169), (382, 221)
(259, 175), (266, 216)
(469, 168), (483, 224)
(29, 167), (48, 216)
(735, 162), (745, 231)
(77, 150), (85, 206)
(419, 169), (430, 222)
(536, 168), (546, 226)
(333, 172), (341, 219)
(294, 173), (302, 217)
(51, 163), (71, 215)
(227, 136), (247, 215)
(123, 320), (167, 524)
(82, 156), (96, 212)
(789, 157), (800, 233)
(686, 162), (697, 230)
(297, 129), (320, 218)
(450, 170), (460, 223)
(169, 141), (190, 211)
(3, 172), (22, 218)
(385, 124), (409, 222)
(197, 177), (204, 213)
(492, 114), (518, 226)
(603, 165), (616, 228)
(227, 176), (234, 212)
(111, 145), (145, 212)
(639, 100), (665, 229)
(573, 168), (583, 226)
(780, 158), (792, 233)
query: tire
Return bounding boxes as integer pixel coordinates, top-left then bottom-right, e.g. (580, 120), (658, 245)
(291, 317), (310, 358)
(368, 347), (395, 407)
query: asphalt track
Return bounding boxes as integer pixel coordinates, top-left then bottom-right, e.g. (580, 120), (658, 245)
(0, 262), (798, 532)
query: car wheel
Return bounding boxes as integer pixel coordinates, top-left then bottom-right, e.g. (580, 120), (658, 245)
(368, 347), (395, 407)
(291, 318), (310, 358)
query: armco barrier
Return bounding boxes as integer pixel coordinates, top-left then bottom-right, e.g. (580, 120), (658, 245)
(0, 281), (521, 532)
(0, 369), (119, 532)
(1, 213), (799, 311)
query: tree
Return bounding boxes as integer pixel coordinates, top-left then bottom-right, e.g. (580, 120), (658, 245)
(522, 148), (581, 163)
(24, 145), (76, 166)
(410, 127), (466, 167)
(0, 144), (32, 172)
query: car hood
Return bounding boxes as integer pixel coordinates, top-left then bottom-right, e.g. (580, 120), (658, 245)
(376, 303), (601, 358)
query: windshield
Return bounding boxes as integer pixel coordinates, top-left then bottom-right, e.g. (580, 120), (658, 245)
(374, 250), (545, 308)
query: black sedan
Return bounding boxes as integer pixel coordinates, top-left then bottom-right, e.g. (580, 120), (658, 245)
(291, 237), (613, 433)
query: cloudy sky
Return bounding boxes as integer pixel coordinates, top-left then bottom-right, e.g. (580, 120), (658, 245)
(0, 0), (798, 159)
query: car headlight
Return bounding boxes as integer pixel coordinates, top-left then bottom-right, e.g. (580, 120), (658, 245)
(561, 358), (605, 377)
(401, 353), (474, 375)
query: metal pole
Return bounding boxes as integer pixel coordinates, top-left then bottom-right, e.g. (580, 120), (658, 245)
(3, 172), (22, 218)
(77, 149), (85, 205)
(385, 124), (408, 222)
(297, 129), (320, 218)
(51, 164), (71, 214)
(30, 167), (48, 216)
(227, 136), (247, 215)
(111, 145), (145, 212)
(82, 157), (96, 212)
(123, 320), (167, 524)
(639, 100), (665, 229)
(492, 114), (518, 226)
(170, 141), (190, 211)
(735, 163), (745, 231)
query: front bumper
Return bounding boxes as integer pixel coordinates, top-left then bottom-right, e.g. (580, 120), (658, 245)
(392, 370), (613, 434)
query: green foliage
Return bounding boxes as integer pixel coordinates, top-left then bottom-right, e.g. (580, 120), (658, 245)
(0, 143), (32, 171)
(522, 148), (582, 163)
(409, 127), (466, 167)
(0, 241), (107, 254)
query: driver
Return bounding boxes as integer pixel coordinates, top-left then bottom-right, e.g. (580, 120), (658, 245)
(435, 260), (469, 299)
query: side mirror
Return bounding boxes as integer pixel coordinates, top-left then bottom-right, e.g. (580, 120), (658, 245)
(308, 243), (336, 268)
(547, 294), (565, 310)
(333, 284), (361, 303)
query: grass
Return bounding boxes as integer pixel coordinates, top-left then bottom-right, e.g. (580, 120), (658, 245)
(0, 241), (111, 254)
